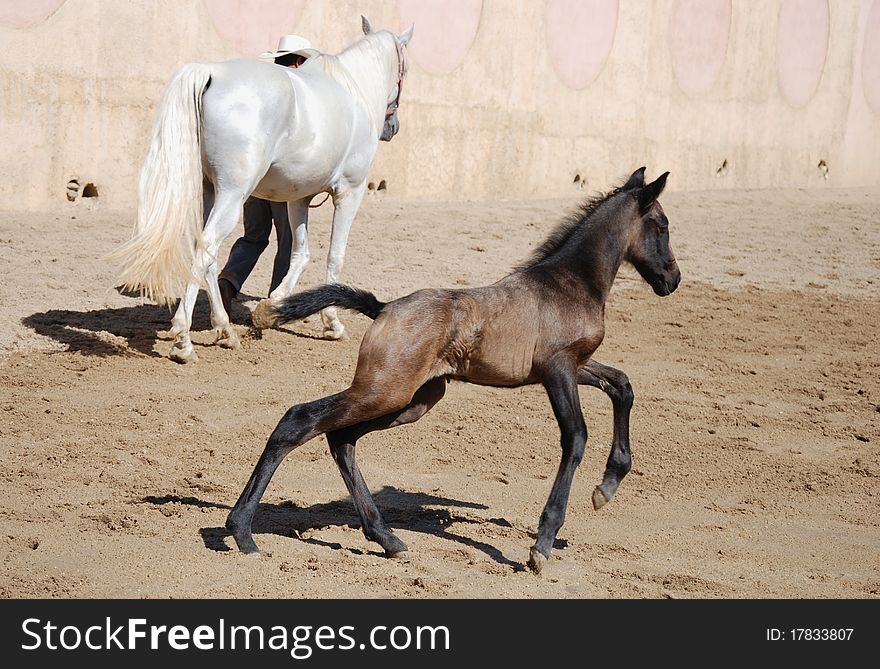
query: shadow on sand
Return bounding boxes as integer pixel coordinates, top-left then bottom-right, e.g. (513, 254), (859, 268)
(20, 287), (336, 357)
(20, 288), (261, 358)
(144, 486), (536, 569)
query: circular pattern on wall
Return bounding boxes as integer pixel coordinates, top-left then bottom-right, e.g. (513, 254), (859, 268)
(396, 0), (482, 76)
(669, 0), (731, 98)
(863, 0), (880, 114)
(0, 0), (65, 28)
(545, 0), (618, 89)
(776, 0), (829, 108)
(205, 0), (306, 56)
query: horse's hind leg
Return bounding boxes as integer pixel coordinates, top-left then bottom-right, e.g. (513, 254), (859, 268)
(167, 192), (243, 361)
(326, 377), (447, 558)
(168, 279), (203, 364)
(577, 360), (633, 510)
(203, 193), (247, 350)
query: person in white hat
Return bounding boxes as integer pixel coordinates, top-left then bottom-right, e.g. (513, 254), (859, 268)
(218, 35), (321, 319)
(260, 34), (319, 67)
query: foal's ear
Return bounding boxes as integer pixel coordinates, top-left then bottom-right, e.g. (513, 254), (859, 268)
(623, 166), (647, 191)
(637, 171), (669, 211)
(398, 24), (414, 46)
(362, 15), (373, 35)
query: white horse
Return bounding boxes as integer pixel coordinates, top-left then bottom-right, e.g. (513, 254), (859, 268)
(110, 18), (413, 363)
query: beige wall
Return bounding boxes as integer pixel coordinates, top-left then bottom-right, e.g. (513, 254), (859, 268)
(1, 0), (878, 210)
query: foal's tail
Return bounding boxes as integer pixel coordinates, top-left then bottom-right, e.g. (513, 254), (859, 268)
(274, 285), (387, 324)
(107, 63), (212, 306)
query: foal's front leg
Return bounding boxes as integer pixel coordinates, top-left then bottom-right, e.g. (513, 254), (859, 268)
(577, 360), (633, 510)
(529, 359), (587, 574)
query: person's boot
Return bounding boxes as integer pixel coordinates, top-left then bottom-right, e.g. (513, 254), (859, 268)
(218, 278), (236, 319)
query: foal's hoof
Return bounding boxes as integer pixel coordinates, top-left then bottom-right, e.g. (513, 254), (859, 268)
(251, 299), (278, 330)
(592, 487), (610, 510)
(227, 530), (261, 556)
(527, 546), (548, 574)
(380, 533), (408, 558)
(169, 345), (198, 364)
(236, 546), (261, 559)
(226, 513), (261, 555)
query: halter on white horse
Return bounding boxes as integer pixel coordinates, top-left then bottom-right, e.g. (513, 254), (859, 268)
(109, 18), (413, 363)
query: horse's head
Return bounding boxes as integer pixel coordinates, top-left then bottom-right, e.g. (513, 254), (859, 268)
(362, 16), (413, 142)
(622, 168), (681, 296)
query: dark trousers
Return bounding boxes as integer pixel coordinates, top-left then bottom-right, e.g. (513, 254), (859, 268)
(219, 198), (293, 295)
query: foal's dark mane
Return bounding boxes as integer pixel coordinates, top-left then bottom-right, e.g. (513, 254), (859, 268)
(515, 183), (626, 271)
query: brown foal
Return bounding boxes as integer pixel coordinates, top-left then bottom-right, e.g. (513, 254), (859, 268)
(226, 167), (681, 573)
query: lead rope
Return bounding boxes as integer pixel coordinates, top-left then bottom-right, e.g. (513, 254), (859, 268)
(309, 192), (331, 208)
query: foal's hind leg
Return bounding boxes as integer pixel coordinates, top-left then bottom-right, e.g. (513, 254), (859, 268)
(226, 392), (347, 554)
(578, 360), (633, 510)
(326, 378), (447, 558)
(226, 379), (430, 555)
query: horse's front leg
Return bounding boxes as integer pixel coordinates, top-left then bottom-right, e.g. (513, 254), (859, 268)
(252, 197), (311, 329)
(577, 360), (634, 510)
(529, 356), (587, 574)
(321, 182), (368, 339)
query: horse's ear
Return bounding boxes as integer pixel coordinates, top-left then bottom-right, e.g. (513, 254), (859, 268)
(623, 166), (646, 191)
(398, 24), (414, 46)
(637, 171), (670, 211)
(362, 15), (372, 35)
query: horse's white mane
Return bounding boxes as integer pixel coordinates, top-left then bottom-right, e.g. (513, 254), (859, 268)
(311, 31), (400, 136)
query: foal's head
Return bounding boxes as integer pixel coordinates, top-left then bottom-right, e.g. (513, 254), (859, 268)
(621, 168), (681, 296)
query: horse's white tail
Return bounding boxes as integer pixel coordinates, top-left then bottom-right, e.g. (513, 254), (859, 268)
(109, 63), (212, 306)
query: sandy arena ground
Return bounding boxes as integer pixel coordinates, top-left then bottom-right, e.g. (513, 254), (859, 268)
(0, 185), (877, 598)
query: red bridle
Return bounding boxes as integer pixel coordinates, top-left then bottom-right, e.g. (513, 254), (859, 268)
(386, 39), (406, 118)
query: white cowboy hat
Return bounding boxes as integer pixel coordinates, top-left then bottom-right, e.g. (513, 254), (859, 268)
(260, 34), (319, 59)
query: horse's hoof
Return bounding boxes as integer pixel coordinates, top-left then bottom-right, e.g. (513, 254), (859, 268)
(592, 487), (610, 510)
(322, 326), (346, 340)
(217, 337), (240, 350)
(216, 330), (241, 350)
(251, 299), (278, 330)
(387, 550), (411, 562)
(527, 546), (547, 574)
(169, 346), (198, 364)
